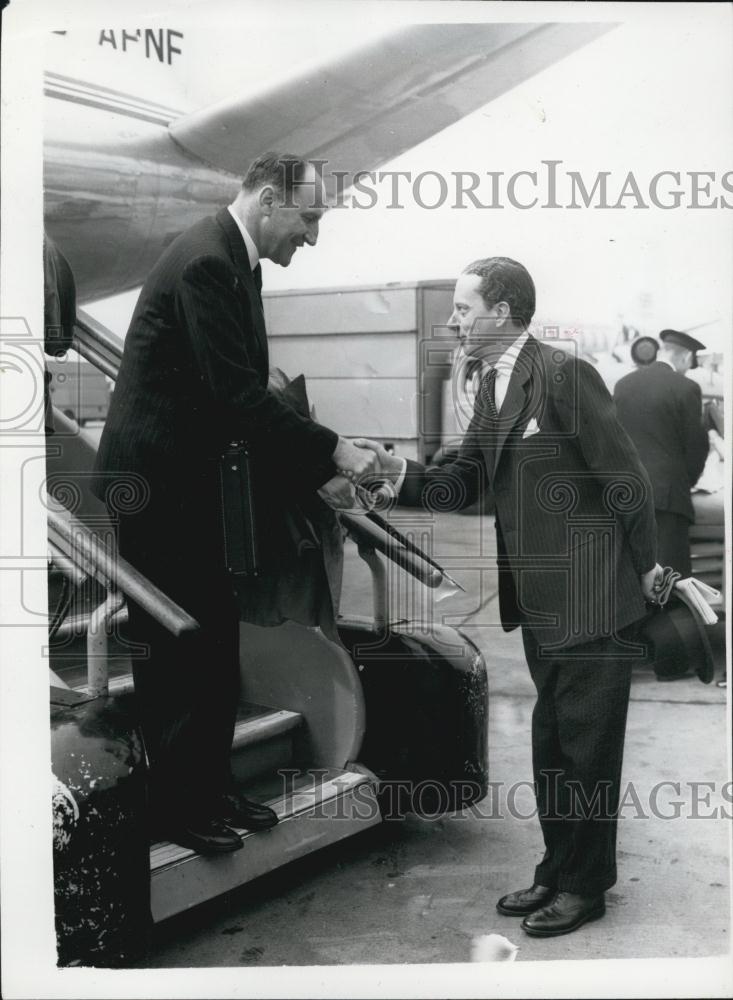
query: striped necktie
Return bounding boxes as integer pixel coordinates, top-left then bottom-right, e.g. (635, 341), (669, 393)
(478, 366), (499, 421)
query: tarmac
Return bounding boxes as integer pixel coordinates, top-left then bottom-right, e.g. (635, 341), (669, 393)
(140, 508), (730, 969)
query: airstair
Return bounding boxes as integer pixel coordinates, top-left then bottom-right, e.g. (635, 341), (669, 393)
(47, 468), (382, 928)
(47, 309), (487, 964)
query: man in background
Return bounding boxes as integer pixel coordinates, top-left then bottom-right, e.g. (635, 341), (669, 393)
(614, 329), (709, 577)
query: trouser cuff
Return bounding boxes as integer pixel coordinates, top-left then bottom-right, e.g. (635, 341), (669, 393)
(557, 868), (617, 896)
(534, 861), (559, 888)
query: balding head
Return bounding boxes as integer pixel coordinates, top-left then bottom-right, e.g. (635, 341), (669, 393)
(233, 153), (326, 267)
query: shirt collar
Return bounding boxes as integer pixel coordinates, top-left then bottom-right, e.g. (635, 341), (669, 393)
(227, 204), (259, 271)
(483, 331), (529, 377)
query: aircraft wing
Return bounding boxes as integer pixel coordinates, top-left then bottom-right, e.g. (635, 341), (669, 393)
(169, 21), (615, 186)
(44, 19), (615, 301)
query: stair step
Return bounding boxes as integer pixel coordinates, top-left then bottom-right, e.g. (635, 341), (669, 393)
(67, 663), (300, 735)
(66, 653), (302, 777)
(65, 675), (301, 776)
(150, 767), (381, 923)
(232, 707), (302, 750)
(229, 706), (303, 784)
(67, 674), (301, 745)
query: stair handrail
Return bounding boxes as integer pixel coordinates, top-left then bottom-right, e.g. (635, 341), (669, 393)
(73, 308), (124, 379)
(340, 512), (442, 590)
(47, 504), (199, 639)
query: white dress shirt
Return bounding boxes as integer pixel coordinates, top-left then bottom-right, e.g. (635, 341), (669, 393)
(470, 331), (529, 411)
(391, 330), (529, 493)
(227, 204), (259, 271)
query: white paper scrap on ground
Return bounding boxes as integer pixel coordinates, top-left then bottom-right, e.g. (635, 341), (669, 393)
(470, 933), (519, 962)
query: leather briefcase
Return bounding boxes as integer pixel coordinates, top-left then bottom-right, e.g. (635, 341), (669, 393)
(217, 440), (260, 577)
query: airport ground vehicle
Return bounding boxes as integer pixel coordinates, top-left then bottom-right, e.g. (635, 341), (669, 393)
(47, 312), (489, 966)
(46, 355), (111, 425)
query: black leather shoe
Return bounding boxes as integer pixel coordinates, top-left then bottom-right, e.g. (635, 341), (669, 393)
(496, 884), (556, 916)
(169, 817), (244, 854)
(219, 791), (279, 831)
(521, 890), (605, 937)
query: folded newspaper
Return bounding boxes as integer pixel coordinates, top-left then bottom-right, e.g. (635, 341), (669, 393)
(674, 577), (722, 625)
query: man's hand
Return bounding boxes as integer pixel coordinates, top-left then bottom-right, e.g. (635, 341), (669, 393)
(640, 563), (664, 603)
(318, 474), (356, 511)
(351, 438), (404, 483)
(332, 437), (379, 482)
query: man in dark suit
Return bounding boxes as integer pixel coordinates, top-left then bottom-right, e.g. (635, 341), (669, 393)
(357, 257), (661, 937)
(92, 153), (376, 854)
(614, 329), (709, 577)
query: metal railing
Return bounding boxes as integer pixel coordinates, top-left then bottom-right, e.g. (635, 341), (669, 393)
(340, 511), (444, 627)
(48, 504), (199, 696)
(73, 308), (124, 379)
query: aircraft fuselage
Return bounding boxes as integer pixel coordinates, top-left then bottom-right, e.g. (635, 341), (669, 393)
(44, 73), (238, 301)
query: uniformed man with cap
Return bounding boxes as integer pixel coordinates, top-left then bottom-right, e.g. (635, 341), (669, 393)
(613, 329), (709, 577)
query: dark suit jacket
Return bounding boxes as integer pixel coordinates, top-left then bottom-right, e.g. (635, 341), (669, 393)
(400, 336), (657, 650)
(92, 208), (338, 566)
(613, 361), (708, 522)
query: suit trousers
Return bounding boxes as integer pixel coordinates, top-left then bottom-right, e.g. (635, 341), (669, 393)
(113, 474), (240, 827)
(654, 509), (692, 578)
(521, 625), (634, 896)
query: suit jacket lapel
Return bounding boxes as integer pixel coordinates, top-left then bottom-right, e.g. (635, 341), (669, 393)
(492, 336), (536, 477)
(215, 208), (267, 356)
(216, 207), (252, 276)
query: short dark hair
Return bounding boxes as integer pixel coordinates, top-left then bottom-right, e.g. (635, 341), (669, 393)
(462, 257), (536, 329)
(242, 152), (310, 197)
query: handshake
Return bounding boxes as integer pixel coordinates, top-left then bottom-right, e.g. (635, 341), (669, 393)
(318, 437), (404, 511)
